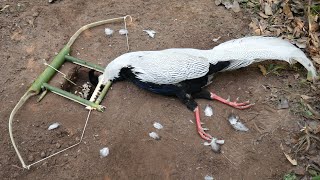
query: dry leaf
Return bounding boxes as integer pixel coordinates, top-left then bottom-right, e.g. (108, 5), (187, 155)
(283, 152), (298, 165)
(231, 0), (241, 13)
(258, 65), (267, 76)
(295, 38), (307, 49)
(259, 19), (268, 32)
(287, 26), (293, 33)
(283, 3), (293, 19)
(254, 29), (261, 35)
(311, 56), (320, 65)
(294, 18), (304, 29)
(300, 95), (313, 100)
(247, 1), (255, 8)
(310, 22), (319, 33)
(259, 11), (269, 19)
(293, 27), (301, 38)
(310, 34), (320, 49)
(264, 3), (273, 15)
(249, 21), (258, 30)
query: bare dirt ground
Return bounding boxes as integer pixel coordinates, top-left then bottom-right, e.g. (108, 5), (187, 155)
(1, 0), (319, 179)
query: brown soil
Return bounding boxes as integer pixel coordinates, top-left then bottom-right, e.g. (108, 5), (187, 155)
(0, 0), (311, 179)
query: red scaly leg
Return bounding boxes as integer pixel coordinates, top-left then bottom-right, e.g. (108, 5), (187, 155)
(210, 92), (254, 109)
(194, 106), (212, 141)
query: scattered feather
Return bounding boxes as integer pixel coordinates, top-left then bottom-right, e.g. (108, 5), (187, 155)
(204, 138), (224, 153)
(258, 12), (269, 19)
(100, 147), (109, 158)
(143, 30), (156, 38)
(104, 28), (114, 36)
(189, 120), (194, 124)
(228, 114), (249, 132)
(204, 175), (214, 180)
(204, 105), (213, 117)
(212, 36), (221, 42)
(48, 122), (60, 130)
(216, 139), (225, 144)
(153, 122), (163, 129)
(119, 29), (128, 35)
(149, 132), (161, 140)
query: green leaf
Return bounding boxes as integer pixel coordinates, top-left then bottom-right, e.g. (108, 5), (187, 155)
(312, 176), (320, 180)
(283, 173), (297, 180)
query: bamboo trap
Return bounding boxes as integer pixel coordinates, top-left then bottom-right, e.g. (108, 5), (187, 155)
(8, 15), (132, 169)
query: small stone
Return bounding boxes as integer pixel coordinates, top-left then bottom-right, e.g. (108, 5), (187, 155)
(55, 143), (61, 149)
(40, 151), (46, 158)
(28, 155), (34, 162)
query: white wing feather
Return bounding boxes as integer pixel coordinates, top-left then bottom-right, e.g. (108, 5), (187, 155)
(105, 51), (210, 84)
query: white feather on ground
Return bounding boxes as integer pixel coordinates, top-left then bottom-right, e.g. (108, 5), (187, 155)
(48, 122), (60, 130)
(149, 132), (160, 140)
(228, 114), (249, 132)
(204, 105), (213, 117)
(119, 29), (128, 35)
(99, 147), (109, 158)
(153, 122), (163, 129)
(104, 28), (114, 36)
(204, 175), (214, 180)
(143, 30), (156, 38)
(204, 138), (225, 152)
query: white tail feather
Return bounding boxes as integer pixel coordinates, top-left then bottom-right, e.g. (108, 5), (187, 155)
(210, 36), (318, 80)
